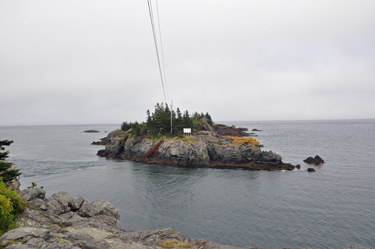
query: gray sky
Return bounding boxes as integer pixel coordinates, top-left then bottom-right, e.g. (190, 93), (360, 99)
(1, 0), (374, 126)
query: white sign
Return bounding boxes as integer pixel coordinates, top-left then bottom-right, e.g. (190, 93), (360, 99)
(183, 128), (191, 134)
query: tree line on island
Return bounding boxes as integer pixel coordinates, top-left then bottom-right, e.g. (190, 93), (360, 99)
(121, 103), (213, 136)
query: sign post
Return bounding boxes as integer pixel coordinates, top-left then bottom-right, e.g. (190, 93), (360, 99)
(183, 128), (191, 136)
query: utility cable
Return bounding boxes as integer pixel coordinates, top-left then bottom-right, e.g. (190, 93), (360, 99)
(155, 0), (169, 102)
(147, 0), (168, 104)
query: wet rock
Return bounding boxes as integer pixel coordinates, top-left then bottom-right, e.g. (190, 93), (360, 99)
(296, 164), (301, 169)
(304, 155), (325, 165)
(307, 168), (316, 172)
(84, 129), (99, 133)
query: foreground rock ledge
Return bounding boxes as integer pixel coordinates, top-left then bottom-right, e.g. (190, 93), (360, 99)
(97, 131), (296, 171)
(0, 188), (368, 249)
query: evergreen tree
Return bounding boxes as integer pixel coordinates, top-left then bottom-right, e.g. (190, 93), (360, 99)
(0, 139), (21, 186)
(205, 112), (214, 126)
(121, 121), (134, 131)
(193, 112), (200, 120)
(146, 110), (152, 125)
(132, 122), (142, 136)
(175, 108), (184, 134)
(183, 110), (194, 130)
(163, 104), (171, 133)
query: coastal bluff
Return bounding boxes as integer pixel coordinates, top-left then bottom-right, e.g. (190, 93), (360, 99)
(96, 129), (295, 171)
(0, 188), (368, 249)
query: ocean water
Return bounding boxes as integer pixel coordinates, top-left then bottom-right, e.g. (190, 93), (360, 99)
(1, 120), (374, 249)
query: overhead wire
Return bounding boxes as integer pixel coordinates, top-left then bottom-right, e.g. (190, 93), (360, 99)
(146, 0), (168, 104)
(155, 0), (169, 102)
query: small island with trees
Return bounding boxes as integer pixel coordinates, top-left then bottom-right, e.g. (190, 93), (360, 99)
(96, 103), (296, 171)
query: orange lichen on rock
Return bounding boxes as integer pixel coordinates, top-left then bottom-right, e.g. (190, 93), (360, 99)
(224, 136), (260, 146)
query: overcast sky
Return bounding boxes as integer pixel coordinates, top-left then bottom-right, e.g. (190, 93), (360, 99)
(1, 0), (374, 126)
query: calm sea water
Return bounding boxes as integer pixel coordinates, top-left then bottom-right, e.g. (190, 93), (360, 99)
(1, 120), (374, 249)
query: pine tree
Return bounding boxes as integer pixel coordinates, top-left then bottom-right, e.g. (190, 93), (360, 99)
(183, 110), (194, 130)
(175, 108), (184, 134)
(205, 112), (214, 126)
(0, 139), (21, 186)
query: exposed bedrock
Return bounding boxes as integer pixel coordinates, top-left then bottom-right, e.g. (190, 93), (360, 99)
(97, 132), (295, 171)
(212, 124), (249, 136)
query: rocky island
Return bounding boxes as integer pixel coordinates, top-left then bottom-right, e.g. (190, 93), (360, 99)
(95, 104), (295, 171)
(97, 128), (295, 171)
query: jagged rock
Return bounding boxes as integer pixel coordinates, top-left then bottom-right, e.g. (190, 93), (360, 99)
(70, 195), (84, 211)
(194, 123), (215, 133)
(304, 155), (325, 165)
(307, 168), (316, 172)
(213, 124), (249, 136)
(0, 227), (49, 247)
(47, 191), (74, 215)
(19, 188), (46, 202)
(79, 199), (120, 220)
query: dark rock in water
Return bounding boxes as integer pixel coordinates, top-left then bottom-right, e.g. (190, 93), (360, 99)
(212, 124), (249, 136)
(307, 168), (316, 172)
(84, 129), (99, 133)
(252, 129), (262, 131)
(304, 155), (325, 165)
(296, 164), (301, 169)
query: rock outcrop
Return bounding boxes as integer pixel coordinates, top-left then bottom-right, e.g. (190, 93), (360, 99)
(0, 188), (369, 249)
(92, 129), (130, 145)
(304, 155), (325, 165)
(212, 124), (249, 136)
(97, 131), (295, 171)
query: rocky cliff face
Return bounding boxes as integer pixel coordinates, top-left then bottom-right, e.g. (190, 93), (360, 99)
(97, 131), (295, 171)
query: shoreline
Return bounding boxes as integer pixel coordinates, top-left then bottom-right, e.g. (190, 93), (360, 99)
(0, 188), (368, 249)
(95, 130), (297, 172)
